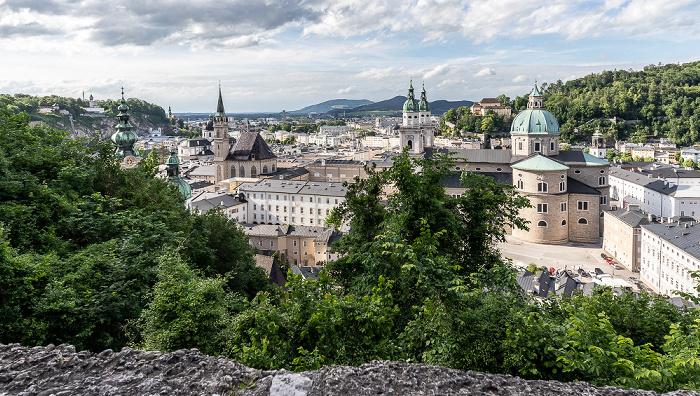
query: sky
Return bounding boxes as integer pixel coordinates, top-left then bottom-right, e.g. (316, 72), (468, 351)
(1, 0), (699, 113)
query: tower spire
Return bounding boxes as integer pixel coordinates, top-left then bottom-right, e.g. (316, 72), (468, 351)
(216, 84), (225, 117)
(111, 87), (139, 158)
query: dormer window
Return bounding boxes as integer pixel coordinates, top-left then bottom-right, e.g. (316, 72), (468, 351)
(534, 142), (541, 152)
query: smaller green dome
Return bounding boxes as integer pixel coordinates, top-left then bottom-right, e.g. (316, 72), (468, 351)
(172, 177), (192, 200)
(419, 85), (430, 112)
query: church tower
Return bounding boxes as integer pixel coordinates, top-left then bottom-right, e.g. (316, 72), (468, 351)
(399, 80), (434, 155)
(510, 83), (560, 157)
(213, 86), (231, 184)
(589, 129), (608, 159)
(111, 87), (139, 159)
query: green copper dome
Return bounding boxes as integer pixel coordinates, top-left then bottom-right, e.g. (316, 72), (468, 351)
(111, 87), (140, 158)
(166, 148), (191, 200)
(510, 109), (560, 134)
(403, 80), (419, 112)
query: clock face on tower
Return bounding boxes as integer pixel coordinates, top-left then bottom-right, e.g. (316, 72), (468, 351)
(122, 155), (138, 168)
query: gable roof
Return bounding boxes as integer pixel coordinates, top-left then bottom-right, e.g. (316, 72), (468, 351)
(552, 151), (609, 166)
(226, 131), (276, 161)
(511, 154), (569, 172)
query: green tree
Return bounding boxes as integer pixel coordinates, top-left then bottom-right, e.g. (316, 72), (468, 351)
(684, 158), (696, 168)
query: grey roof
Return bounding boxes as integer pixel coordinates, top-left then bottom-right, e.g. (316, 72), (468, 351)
(444, 171), (512, 188)
(437, 148), (513, 164)
(184, 138), (211, 147)
(516, 270), (581, 298)
(238, 179), (347, 197)
(255, 254), (286, 288)
(610, 167), (678, 196)
(226, 131), (276, 161)
(552, 151), (609, 166)
(267, 167), (310, 180)
(291, 266), (323, 281)
(567, 177), (601, 195)
(642, 221), (700, 261)
(242, 223), (342, 244)
(605, 208), (652, 228)
(190, 193), (245, 213)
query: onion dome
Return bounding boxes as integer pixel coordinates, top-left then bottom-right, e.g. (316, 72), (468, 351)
(111, 87), (139, 157)
(403, 80), (419, 112)
(419, 84), (430, 112)
(510, 83), (559, 135)
(166, 148), (192, 200)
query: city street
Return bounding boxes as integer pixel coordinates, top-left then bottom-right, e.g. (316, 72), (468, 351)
(498, 235), (640, 289)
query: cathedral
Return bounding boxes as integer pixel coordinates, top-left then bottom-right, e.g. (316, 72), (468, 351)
(212, 87), (278, 185)
(397, 80), (434, 155)
(419, 84), (610, 245)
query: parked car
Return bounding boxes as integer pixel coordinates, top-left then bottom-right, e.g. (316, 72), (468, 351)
(601, 253), (609, 259)
(597, 273), (613, 281)
(580, 270), (591, 278)
(611, 263), (621, 270)
(629, 276), (638, 283)
(595, 267), (604, 275)
(605, 257), (614, 264)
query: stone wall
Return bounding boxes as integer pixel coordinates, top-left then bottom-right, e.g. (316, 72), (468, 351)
(2, 344), (696, 396)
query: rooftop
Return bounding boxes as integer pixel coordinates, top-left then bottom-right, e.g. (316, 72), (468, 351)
(642, 220), (700, 260)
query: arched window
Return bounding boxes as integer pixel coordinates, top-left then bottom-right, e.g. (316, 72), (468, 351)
(517, 180), (523, 189)
(263, 165), (268, 173)
(600, 211), (605, 217)
(561, 220), (567, 226)
(537, 220), (547, 227)
(231, 166), (236, 178)
(537, 182), (548, 193)
(272, 165), (276, 172)
(239, 166), (245, 177)
(578, 218), (588, 224)
(251, 166), (257, 178)
(407, 140), (413, 150)
(599, 176), (606, 185)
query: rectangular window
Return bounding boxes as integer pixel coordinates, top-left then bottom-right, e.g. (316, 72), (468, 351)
(253, 204), (257, 210)
(534, 142), (541, 152)
(537, 203), (548, 213)
(559, 181), (565, 192)
(561, 202), (567, 212)
(578, 201), (589, 211)
(518, 141), (523, 151)
(599, 196), (607, 205)
(303, 241), (307, 247)
(292, 196), (296, 201)
(550, 141), (555, 151)
(293, 240), (297, 247)
(291, 207), (295, 213)
(318, 208), (322, 215)
(284, 206), (287, 212)
(270, 241), (274, 247)
(537, 182), (548, 193)
(300, 207), (304, 214)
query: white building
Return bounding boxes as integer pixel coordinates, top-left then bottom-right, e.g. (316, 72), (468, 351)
(640, 219), (700, 296)
(189, 192), (247, 223)
(609, 166), (700, 220)
(235, 179), (347, 229)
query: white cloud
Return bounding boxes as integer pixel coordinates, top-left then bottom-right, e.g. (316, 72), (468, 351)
(512, 75), (527, 83)
(423, 64), (452, 80)
(337, 86), (356, 94)
(474, 67), (496, 78)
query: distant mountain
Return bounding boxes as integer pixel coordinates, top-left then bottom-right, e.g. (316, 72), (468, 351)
(328, 96), (474, 116)
(288, 99), (374, 115)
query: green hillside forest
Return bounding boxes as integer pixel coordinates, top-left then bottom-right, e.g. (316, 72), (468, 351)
(442, 61), (700, 146)
(0, 93), (170, 136)
(3, 89), (700, 392)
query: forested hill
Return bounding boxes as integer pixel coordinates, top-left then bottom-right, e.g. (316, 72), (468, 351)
(539, 61), (700, 145)
(1, 93), (172, 139)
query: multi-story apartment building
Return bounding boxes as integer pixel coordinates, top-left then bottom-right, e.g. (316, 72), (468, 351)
(244, 224), (342, 266)
(603, 206), (652, 272)
(609, 166), (700, 220)
(640, 219), (700, 296)
(234, 179), (347, 228)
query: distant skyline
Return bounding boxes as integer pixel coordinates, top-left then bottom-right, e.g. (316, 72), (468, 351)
(1, 0), (699, 113)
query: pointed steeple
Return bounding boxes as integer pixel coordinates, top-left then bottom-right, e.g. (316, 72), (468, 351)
(216, 85), (226, 118)
(403, 78), (419, 113)
(111, 87), (139, 158)
(419, 82), (430, 112)
(527, 82), (544, 110)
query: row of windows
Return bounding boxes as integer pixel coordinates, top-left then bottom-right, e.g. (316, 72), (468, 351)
(537, 218), (589, 227)
(519, 141), (556, 152)
(250, 194), (340, 204)
(252, 205), (330, 216)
